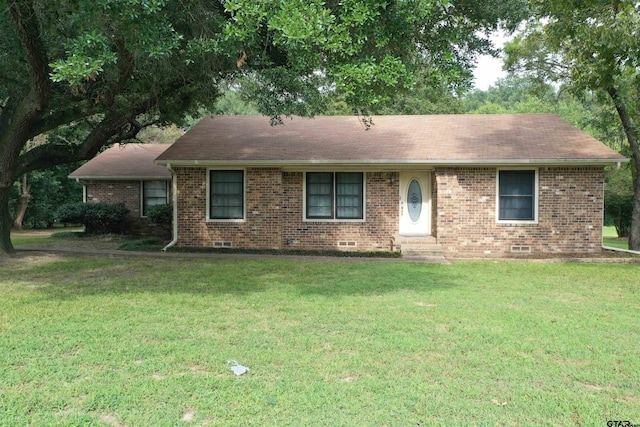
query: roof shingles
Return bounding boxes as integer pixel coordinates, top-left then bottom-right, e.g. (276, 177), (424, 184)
(155, 114), (626, 165)
(69, 144), (171, 179)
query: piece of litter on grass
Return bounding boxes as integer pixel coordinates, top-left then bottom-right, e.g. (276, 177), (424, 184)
(227, 360), (249, 376)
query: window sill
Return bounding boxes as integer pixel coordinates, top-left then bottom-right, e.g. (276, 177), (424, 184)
(303, 218), (366, 223)
(496, 219), (539, 225)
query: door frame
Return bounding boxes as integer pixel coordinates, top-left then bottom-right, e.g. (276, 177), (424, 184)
(399, 171), (432, 236)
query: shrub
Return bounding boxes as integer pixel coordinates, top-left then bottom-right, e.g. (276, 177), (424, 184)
(57, 202), (130, 234)
(56, 202), (86, 225)
(146, 203), (172, 227)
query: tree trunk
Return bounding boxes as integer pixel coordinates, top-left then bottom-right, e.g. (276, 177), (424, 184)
(0, 185), (15, 255)
(13, 174), (31, 230)
(630, 181), (640, 250)
(607, 87), (640, 250)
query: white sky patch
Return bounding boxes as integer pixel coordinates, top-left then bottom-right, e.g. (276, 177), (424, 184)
(473, 30), (513, 91)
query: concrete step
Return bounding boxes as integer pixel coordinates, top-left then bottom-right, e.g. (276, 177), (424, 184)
(402, 248), (445, 257)
(396, 235), (446, 263)
(395, 235), (437, 245)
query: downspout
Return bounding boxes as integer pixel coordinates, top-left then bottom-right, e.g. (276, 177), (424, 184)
(76, 178), (86, 203)
(604, 161), (622, 179)
(162, 163), (178, 252)
(77, 178), (87, 233)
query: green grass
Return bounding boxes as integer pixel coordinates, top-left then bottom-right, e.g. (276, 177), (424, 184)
(603, 226), (630, 250)
(10, 229), (84, 246)
(10, 236), (54, 245)
(117, 236), (165, 251)
(1, 256), (638, 426)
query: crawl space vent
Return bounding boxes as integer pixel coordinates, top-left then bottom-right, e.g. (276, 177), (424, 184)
(338, 241), (357, 248)
(213, 241), (232, 248)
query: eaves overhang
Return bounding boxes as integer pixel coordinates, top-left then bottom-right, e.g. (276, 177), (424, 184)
(68, 175), (172, 181)
(155, 158), (629, 169)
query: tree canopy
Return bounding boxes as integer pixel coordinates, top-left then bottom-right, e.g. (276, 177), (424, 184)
(0, 0), (527, 254)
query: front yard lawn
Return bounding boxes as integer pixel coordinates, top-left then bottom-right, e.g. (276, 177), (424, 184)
(603, 226), (630, 250)
(1, 255), (638, 425)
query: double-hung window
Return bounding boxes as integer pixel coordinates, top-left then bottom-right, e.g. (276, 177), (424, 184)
(497, 170), (537, 222)
(306, 172), (364, 220)
(209, 170), (244, 220)
(142, 180), (168, 217)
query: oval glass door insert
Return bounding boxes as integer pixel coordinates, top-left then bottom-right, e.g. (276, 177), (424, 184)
(407, 179), (422, 222)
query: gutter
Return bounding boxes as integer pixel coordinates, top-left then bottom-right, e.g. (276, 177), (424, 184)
(68, 175), (171, 180)
(162, 163), (179, 252)
(155, 158), (629, 168)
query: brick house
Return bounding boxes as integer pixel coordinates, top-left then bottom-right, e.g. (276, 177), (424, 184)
(69, 144), (171, 220)
(153, 114), (626, 258)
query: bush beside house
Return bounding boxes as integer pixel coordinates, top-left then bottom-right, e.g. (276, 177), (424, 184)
(57, 202), (130, 234)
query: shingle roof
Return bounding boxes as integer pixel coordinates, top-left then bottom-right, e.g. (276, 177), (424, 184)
(155, 114), (626, 166)
(69, 144), (171, 179)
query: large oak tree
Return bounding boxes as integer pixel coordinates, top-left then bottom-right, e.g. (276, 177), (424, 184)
(0, 0), (525, 255)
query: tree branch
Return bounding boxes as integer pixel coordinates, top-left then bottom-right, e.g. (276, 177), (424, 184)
(9, 2), (51, 112)
(15, 97), (155, 176)
(0, 2), (52, 187)
(27, 105), (91, 140)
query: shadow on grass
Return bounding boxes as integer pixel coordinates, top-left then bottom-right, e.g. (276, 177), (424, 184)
(3, 254), (458, 299)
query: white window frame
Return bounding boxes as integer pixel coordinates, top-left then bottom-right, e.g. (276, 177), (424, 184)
(140, 180), (169, 218)
(303, 171), (367, 222)
(206, 168), (246, 222)
(496, 168), (539, 224)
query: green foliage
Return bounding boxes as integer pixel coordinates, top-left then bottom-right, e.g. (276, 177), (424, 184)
(605, 167), (634, 238)
(10, 163), (83, 229)
(213, 88), (260, 116)
(57, 202), (130, 234)
(145, 203), (172, 227)
(464, 75), (625, 150)
(377, 68), (466, 114)
(136, 125), (184, 144)
(3, 0), (526, 124)
(55, 203), (86, 226)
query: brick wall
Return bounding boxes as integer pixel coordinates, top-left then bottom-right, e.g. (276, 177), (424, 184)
(174, 168), (399, 251)
(174, 166), (605, 256)
(281, 171), (398, 251)
(85, 180), (143, 217)
(85, 180), (172, 240)
(175, 167), (283, 249)
(434, 166), (605, 257)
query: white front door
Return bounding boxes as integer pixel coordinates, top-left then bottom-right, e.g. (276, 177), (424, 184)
(399, 171), (431, 235)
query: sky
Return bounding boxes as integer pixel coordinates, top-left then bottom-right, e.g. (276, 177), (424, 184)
(472, 31), (511, 91)
(473, 53), (506, 90)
